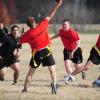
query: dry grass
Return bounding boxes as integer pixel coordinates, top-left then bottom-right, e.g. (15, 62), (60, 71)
(0, 33), (100, 100)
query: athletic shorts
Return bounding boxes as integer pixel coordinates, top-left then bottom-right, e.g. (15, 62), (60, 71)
(29, 46), (55, 68)
(88, 46), (100, 65)
(63, 47), (83, 64)
(0, 55), (19, 69)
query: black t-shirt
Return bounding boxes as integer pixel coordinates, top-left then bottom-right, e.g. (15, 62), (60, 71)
(0, 34), (21, 58)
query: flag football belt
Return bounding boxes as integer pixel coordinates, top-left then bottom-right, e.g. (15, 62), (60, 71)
(94, 46), (100, 56)
(32, 46), (51, 67)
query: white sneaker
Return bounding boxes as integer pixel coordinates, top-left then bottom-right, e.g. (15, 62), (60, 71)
(64, 75), (75, 84)
(69, 75), (75, 82)
(64, 75), (70, 84)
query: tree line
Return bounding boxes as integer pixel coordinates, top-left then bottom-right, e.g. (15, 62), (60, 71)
(0, 0), (100, 25)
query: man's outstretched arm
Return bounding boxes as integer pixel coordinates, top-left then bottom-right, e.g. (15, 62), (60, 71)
(47, 0), (62, 22)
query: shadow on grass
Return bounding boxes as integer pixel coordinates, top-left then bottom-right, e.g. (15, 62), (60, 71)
(70, 84), (92, 88)
(21, 91), (51, 95)
(3, 79), (65, 86)
(2, 79), (100, 90)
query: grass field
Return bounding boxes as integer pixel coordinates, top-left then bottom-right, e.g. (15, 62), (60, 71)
(0, 33), (100, 100)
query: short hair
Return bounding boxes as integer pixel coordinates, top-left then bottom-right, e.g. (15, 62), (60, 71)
(62, 19), (70, 23)
(11, 25), (19, 31)
(26, 16), (35, 27)
(27, 16), (34, 21)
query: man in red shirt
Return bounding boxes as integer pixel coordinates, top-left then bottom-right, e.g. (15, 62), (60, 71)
(72, 34), (100, 76)
(51, 19), (84, 84)
(20, 0), (62, 94)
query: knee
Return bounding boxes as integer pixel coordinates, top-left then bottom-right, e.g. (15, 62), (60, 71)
(0, 69), (5, 76)
(14, 67), (20, 74)
(76, 65), (81, 70)
(49, 65), (56, 74)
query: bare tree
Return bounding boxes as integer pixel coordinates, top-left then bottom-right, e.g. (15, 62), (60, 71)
(0, 0), (11, 25)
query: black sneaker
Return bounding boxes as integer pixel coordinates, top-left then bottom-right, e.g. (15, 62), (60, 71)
(22, 89), (27, 93)
(0, 76), (4, 81)
(12, 82), (18, 85)
(51, 82), (57, 94)
(82, 71), (86, 80)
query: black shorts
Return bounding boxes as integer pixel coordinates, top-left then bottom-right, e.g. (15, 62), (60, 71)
(29, 47), (55, 68)
(88, 47), (100, 65)
(0, 55), (19, 69)
(63, 47), (83, 64)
